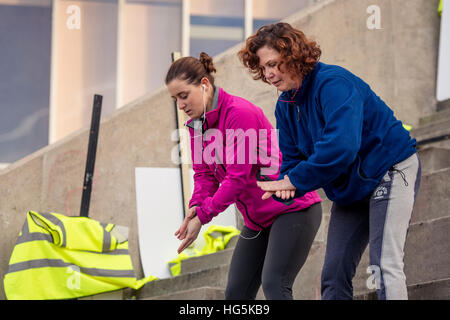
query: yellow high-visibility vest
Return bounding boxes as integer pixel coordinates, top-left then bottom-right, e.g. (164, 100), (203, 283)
(3, 211), (156, 300)
(439, 0), (443, 16)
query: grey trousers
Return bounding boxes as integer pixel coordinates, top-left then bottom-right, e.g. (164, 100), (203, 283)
(321, 153), (421, 300)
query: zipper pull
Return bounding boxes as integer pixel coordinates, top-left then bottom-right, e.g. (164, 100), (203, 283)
(296, 105), (300, 122)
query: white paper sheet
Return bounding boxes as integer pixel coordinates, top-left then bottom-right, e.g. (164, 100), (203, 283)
(135, 167), (237, 279)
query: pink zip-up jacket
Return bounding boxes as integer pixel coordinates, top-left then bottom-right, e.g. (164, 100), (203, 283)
(187, 87), (321, 230)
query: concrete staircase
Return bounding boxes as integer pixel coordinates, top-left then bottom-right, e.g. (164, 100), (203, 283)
(411, 106), (450, 149)
(125, 108), (450, 300)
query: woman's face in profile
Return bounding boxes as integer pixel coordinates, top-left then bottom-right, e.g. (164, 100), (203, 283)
(167, 78), (205, 119)
(256, 45), (300, 92)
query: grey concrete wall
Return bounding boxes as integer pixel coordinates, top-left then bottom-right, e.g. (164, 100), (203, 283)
(0, 0), (441, 299)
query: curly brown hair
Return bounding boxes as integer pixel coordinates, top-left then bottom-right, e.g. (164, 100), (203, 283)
(238, 22), (321, 84)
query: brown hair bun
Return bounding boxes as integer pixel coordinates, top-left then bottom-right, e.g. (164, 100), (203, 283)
(199, 52), (216, 75)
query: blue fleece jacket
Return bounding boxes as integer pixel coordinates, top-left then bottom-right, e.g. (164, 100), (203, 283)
(276, 62), (417, 206)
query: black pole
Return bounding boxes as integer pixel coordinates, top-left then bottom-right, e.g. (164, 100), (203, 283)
(80, 94), (102, 217)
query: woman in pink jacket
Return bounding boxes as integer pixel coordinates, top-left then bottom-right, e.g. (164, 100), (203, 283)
(166, 52), (322, 300)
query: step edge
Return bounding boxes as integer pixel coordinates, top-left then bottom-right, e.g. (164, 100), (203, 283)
(135, 264), (230, 299)
(354, 277), (450, 300)
(142, 286), (226, 300)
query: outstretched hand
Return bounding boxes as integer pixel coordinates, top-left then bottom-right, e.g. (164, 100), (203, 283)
(175, 206), (197, 240)
(174, 206), (202, 254)
(175, 216), (202, 254)
(256, 175), (296, 200)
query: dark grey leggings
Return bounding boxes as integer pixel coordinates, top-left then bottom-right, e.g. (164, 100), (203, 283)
(225, 202), (322, 300)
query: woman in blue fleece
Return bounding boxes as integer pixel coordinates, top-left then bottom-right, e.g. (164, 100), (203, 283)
(239, 22), (421, 300)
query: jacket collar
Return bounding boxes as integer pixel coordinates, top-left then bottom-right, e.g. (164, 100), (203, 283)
(186, 86), (223, 132)
(279, 62), (322, 105)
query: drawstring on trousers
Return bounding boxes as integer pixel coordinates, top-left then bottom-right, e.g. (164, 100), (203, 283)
(390, 168), (409, 187)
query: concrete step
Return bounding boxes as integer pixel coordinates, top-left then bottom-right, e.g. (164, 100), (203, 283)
(411, 118), (450, 148)
(417, 147), (450, 174)
(180, 248), (234, 275)
(419, 108), (450, 126)
(178, 234), (237, 275)
(408, 278), (450, 300)
(353, 216), (450, 298)
(354, 278), (450, 300)
(437, 99), (450, 112)
(133, 264), (229, 300)
(412, 118), (450, 138)
(412, 167), (450, 224)
(143, 286), (225, 300)
(404, 216), (450, 285)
